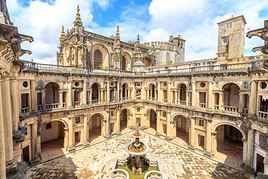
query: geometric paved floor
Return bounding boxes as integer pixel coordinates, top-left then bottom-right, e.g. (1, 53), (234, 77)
(26, 131), (249, 179)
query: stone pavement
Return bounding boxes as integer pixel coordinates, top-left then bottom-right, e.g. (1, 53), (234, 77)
(26, 131), (249, 179)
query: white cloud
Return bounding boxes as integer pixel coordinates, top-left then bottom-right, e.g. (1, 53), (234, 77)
(7, 0), (109, 64)
(7, 0), (268, 64)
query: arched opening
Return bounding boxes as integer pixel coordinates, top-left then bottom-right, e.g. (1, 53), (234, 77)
(120, 109), (128, 131)
(174, 115), (189, 145)
(121, 83), (128, 100)
(215, 124), (243, 166)
(41, 121), (65, 160)
(149, 84), (156, 100)
(94, 49), (103, 69)
(92, 83), (100, 103)
(143, 57), (153, 67)
(45, 82), (59, 110)
(177, 84), (187, 105)
(149, 109), (157, 130)
(223, 83), (240, 112)
(121, 56), (127, 71)
(89, 113), (103, 141)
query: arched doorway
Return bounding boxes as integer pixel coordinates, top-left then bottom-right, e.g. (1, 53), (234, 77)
(215, 124), (243, 166)
(174, 115), (189, 144)
(92, 83), (100, 103)
(222, 83), (240, 112)
(40, 120), (65, 160)
(120, 109), (128, 131)
(89, 113), (103, 141)
(149, 109), (157, 130)
(94, 49), (103, 69)
(45, 82), (59, 110)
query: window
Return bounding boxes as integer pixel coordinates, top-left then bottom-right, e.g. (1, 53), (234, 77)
(198, 120), (204, 127)
(162, 111), (166, 117)
(137, 107), (140, 112)
(222, 36), (229, 44)
(46, 123), (52, 129)
(94, 49), (102, 69)
(75, 117), (80, 123)
(260, 82), (267, 89)
(227, 22), (232, 29)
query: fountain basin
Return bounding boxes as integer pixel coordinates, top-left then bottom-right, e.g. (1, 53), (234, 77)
(125, 141), (149, 156)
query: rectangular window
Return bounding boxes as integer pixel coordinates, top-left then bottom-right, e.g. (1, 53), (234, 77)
(137, 107), (140, 112)
(198, 135), (205, 149)
(227, 22), (232, 29)
(162, 111), (166, 117)
(75, 116), (80, 123)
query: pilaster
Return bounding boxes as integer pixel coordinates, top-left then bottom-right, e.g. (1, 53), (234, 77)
(0, 79), (6, 178)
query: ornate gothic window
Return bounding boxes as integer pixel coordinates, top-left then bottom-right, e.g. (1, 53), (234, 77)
(94, 50), (102, 69)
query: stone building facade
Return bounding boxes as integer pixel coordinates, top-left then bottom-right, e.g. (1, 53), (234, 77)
(0, 3), (268, 179)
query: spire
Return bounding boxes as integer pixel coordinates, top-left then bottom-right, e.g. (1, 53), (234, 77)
(73, 5), (83, 27)
(60, 25), (65, 42)
(136, 34), (140, 44)
(115, 25), (120, 40)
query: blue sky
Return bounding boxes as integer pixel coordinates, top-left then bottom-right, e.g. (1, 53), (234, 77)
(7, 0), (268, 64)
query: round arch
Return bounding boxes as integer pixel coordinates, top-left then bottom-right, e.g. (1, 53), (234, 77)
(213, 122), (245, 167)
(122, 52), (132, 71)
(173, 114), (190, 144)
(91, 44), (110, 70)
(45, 82), (60, 106)
(91, 83), (101, 103)
(88, 113), (105, 141)
(148, 109), (157, 130)
(120, 109), (129, 131)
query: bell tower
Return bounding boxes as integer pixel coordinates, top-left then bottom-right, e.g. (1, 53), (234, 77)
(217, 15), (246, 62)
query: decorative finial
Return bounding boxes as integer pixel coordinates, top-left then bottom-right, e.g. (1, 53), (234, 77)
(73, 5), (83, 27)
(116, 25), (120, 40)
(61, 25), (65, 34)
(134, 122), (141, 136)
(137, 34), (140, 44)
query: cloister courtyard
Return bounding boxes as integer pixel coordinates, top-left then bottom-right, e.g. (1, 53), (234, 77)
(26, 129), (249, 179)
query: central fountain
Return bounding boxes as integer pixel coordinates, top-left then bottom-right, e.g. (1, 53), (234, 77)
(112, 123), (162, 179)
(126, 123), (149, 174)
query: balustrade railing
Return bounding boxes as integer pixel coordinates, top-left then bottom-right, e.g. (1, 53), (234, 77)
(20, 58), (268, 76)
(224, 105), (239, 113)
(199, 103), (206, 108)
(214, 105), (219, 110)
(74, 101), (80, 107)
(242, 108), (249, 114)
(45, 103), (59, 110)
(21, 107), (30, 114)
(258, 111), (268, 124)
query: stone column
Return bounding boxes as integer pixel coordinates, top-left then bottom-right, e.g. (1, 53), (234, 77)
(116, 109), (120, 133)
(167, 82), (171, 103)
(239, 93), (244, 113)
(68, 117), (74, 150)
(242, 138), (248, 165)
(117, 82), (120, 101)
(156, 110), (162, 134)
(191, 81), (196, 107)
(31, 121), (38, 160)
(175, 90), (178, 104)
(208, 81), (213, 109)
(81, 80), (87, 106)
(67, 82), (73, 108)
(106, 81), (110, 103)
(166, 112), (171, 138)
(219, 92), (224, 110)
(157, 82), (161, 102)
(205, 120), (212, 154)
(105, 112), (110, 137)
(189, 118), (195, 148)
(30, 80), (37, 112)
(59, 90), (63, 108)
(83, 115), (89, 144)
(2, 79), (15, 171)
(10, 79), (19, 132)
(211, 132), (217, 155)
(64, 129), (69, 149)
(89, 89), (92, 104)
(264, 158), (268, 175)
(41, 89), (46, 109)
(248, 81), (257, 115)
(0, 79), (6, 178)
(246, 129), (254, 168)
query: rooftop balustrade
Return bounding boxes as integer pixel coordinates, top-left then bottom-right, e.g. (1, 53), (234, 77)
(19, 58), (268, 77)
